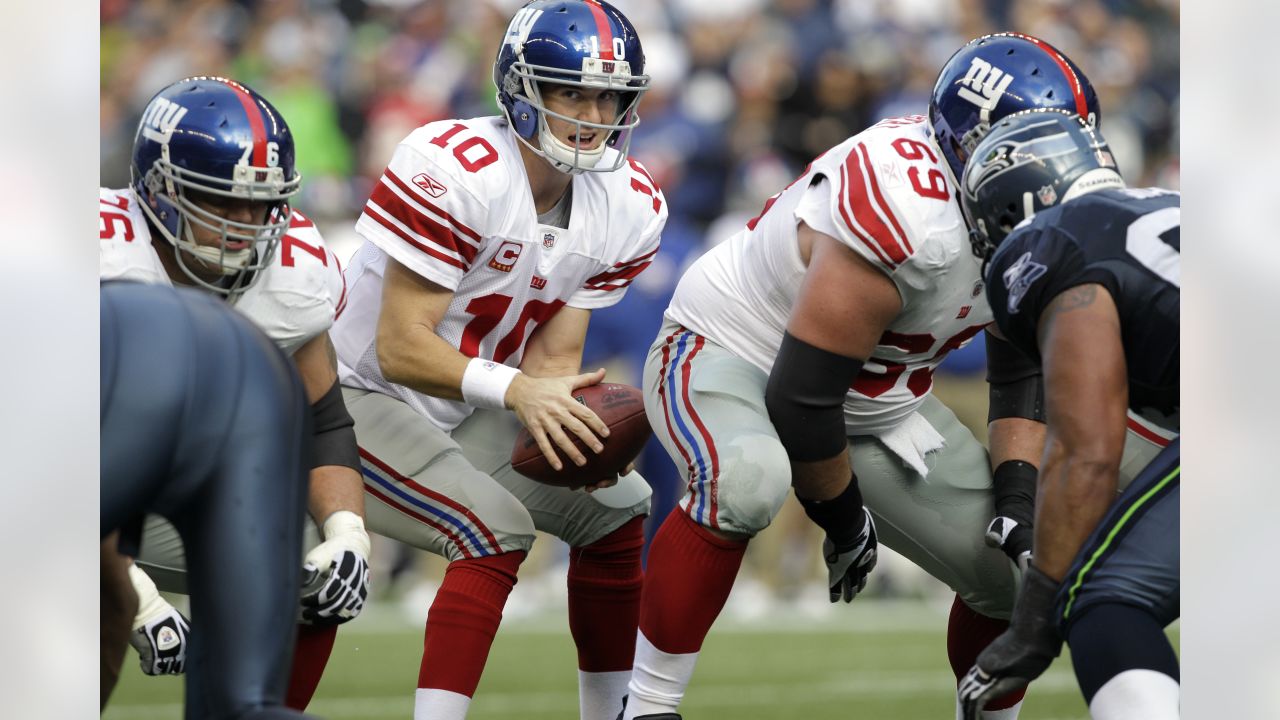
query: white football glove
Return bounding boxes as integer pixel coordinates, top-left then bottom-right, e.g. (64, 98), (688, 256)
(127, 564), (190, 675)
(300, 511), (371, 625)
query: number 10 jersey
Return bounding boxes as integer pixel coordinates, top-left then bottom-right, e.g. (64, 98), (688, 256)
(334, 116), (666, 431)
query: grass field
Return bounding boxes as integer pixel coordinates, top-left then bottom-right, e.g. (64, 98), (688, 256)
(103, 598), (1178, 719)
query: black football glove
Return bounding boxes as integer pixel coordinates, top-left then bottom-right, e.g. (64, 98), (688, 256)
(823, 508), (878, 603)
(957, 565), (1063, 720)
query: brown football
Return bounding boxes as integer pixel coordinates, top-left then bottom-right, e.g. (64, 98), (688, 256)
(511, 383), (652, 488)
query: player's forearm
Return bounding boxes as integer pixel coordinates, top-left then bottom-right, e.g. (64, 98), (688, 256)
(519, 349), (582, 379)
(790, 453), (854, 500)
(376, 324), (471, 401)
(988, 417), (1046, 468)
(309, 465), (366, 525)
(1032, 435), (1120, 580)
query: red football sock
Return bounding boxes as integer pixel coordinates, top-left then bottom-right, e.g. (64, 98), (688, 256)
(568, 515), (646, 672)
(948, 594), (1027, 710)
(285, 623), (338, 709)
(417, 551), (525, 697)
(639, 510), (747, 655)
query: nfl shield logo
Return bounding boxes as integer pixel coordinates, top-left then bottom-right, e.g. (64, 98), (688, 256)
(1037, 184), (1058, 206)
(542, 232), (556, 249)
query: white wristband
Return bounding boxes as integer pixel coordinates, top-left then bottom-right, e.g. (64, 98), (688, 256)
(461, 358), (520, 410)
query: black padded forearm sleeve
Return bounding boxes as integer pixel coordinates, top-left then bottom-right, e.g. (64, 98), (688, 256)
(765, 332), (864, 463)
(986, 333), (1045, 423)
(312, 379), (360, 471)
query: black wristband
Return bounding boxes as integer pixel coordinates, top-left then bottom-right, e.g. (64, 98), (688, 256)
(312, 380), (360, 471)
(798, 473), (867, 550)
(765, 332), (864, 463)
(992, 460), (1037, 527)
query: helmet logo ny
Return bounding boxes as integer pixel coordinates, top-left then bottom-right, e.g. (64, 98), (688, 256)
(957, 58), (1014, 116)
(505, 7), (543, 48)
(140, 97), (188, 144)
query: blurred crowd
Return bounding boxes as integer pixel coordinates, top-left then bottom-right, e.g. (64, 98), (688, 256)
(100, 0), (1179, 608)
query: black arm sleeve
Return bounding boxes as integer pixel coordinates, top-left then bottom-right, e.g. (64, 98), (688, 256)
(986, 332), (1045, 423)
(312, 379), (360, 471)
(765, 332), (864, 463)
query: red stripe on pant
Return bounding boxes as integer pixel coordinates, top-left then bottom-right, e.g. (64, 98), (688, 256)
(418, 551), (526, 696)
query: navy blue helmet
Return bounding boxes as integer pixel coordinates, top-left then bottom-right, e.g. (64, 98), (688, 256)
(929, 33), (1100, 182)
(493, 0), (649, 174)
(961, 109), (1125, 260)
(131, 77), (301, 298)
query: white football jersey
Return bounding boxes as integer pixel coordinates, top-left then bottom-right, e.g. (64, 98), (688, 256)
(333, 116), (667, 431)
(666, 116), (992, 434)
(99, 187), (347, 356)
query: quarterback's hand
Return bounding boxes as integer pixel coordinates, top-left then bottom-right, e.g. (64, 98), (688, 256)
(823, 508), (878, 603)
(127, 564), (190, 675)
(958, 565), (1063, 720)
(984, 516), (1033, 572)
(507, 368), (610, 471)
(301, 511), (372, 625)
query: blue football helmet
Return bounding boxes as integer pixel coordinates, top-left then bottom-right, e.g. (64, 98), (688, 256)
(131, 76), (301, 298)
(961, 109), (1125, 260)
(929, 33), (1100, 182)
(493, 0), (649, 174)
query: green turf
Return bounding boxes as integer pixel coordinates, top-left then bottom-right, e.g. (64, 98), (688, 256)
(104, 601), (1178, 719)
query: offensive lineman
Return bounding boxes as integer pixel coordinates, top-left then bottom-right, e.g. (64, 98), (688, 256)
(329, 2), (665, 718)
(102, 281), (317, 720)
(622, 34), (1172, 720)
(99, 76), (370, 708)
(957, 111), (1179, 719)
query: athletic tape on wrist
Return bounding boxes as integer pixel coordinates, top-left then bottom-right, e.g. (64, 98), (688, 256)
(461, 358), (520, 410)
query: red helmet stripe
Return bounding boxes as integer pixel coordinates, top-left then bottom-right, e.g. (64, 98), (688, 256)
(585, 0), (615, 60)
(221, 79), (268, 167)
(1016, 33), (1089, 118)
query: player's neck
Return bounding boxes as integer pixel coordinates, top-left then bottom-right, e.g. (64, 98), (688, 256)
(518, 140), (574, 215)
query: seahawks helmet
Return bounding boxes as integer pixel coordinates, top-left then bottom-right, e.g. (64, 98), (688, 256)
(131, 77), (300, 298)
(493, 0), (649, 174)
(961, 109), (1125, 260)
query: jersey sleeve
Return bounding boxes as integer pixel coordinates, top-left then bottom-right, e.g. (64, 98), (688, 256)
(100, 190), (170, 285)
(806, 138), (941, 296)
(249, 213), (342, 356)
(354, 136), (490, 292)
(568, 166), (667, 310)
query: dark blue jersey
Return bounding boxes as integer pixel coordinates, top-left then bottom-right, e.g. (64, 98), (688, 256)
(985, 188), (1179, 422)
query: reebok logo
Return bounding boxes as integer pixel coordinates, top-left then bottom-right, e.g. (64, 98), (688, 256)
(413, 173), (447, 198)
(956, 58), (1014, 115)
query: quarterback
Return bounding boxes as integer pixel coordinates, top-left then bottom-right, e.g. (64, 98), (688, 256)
(330, 2), (665, 718)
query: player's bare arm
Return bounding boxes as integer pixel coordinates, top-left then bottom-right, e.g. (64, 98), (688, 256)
(1034, 283), (1129, 580)
(779, 222), (901, 498)
(293, 332), (366, 524)
(376, 257), (473, 400)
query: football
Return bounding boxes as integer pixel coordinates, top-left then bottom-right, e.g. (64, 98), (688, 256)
(511, 383), (652, 488)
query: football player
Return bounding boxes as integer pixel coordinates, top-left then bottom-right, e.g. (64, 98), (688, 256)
(99, 76), (370, 708)
(329, 2), (665, 718)
(957, 110), (1179, 720)
(622, 34), (1173, 720)
(101, 281), (318, 719)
